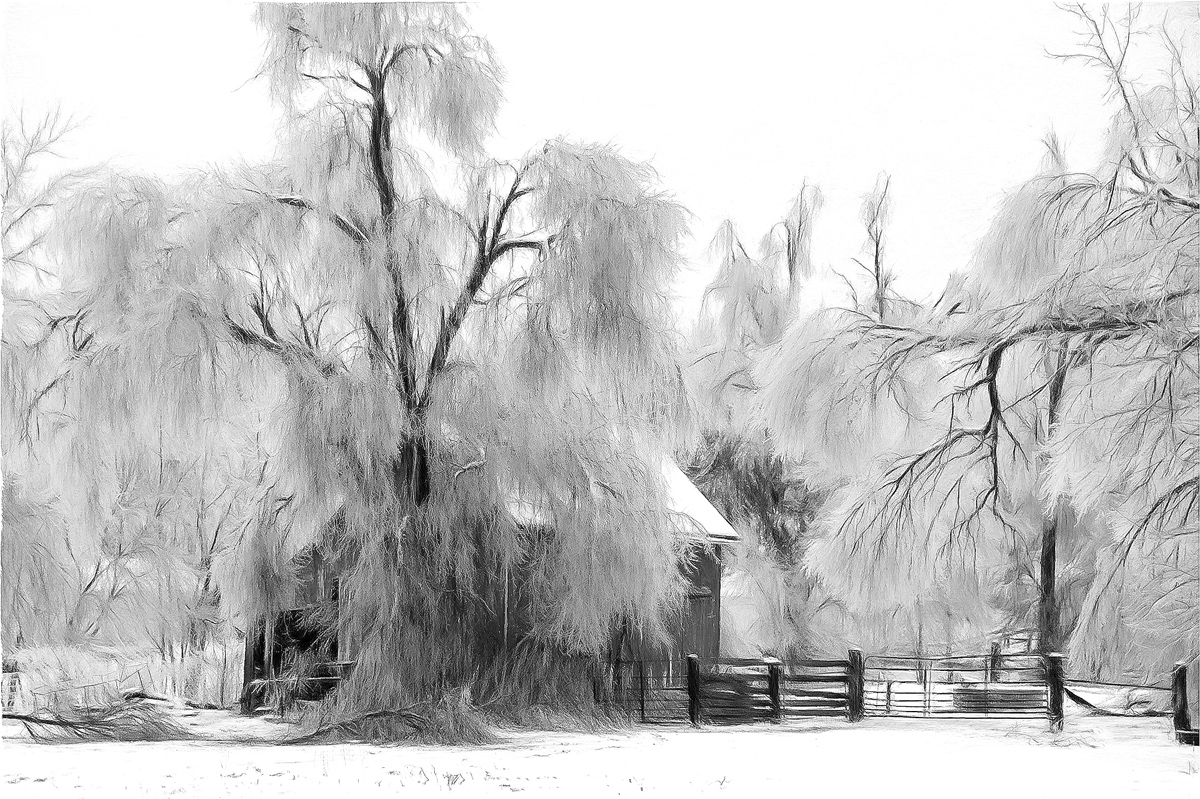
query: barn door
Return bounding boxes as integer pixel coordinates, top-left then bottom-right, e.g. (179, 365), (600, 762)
(682, 586), (718, 658)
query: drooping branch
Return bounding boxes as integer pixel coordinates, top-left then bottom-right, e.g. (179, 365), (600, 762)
(224, 314), (341, 378)
(261, 193), (369, 246)
(831, 279), (1197, 563)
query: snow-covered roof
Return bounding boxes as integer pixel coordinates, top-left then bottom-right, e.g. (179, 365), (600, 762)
(661, 459), (740, 544)
(506, 458), (739, 544)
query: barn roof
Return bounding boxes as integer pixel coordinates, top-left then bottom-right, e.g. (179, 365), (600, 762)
(506, 457), (739, 544)
(661, 459), (740, 544)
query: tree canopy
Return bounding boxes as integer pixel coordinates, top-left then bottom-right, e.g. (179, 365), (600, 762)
(4, 3), (701, 714)
(757, 4), (1197, 675)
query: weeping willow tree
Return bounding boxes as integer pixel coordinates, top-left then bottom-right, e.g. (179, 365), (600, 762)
(1, 112), (108, 650)
(3, 113), (282, 708)
(9, 3), (698, 722)
(758, 4), (1197, 675)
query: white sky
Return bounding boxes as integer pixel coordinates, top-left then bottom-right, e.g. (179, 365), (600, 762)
(1, 1), (1141, 321)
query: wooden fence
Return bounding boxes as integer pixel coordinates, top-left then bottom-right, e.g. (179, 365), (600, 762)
(609, 652), (862, 726)
(1174, 662), (1197, 746)
(607, 650), (1081, 728)
(242, 647), (1196, 743)
(862, 652), (1060, 725)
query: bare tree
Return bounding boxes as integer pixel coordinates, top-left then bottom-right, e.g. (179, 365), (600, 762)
(855, 173), (894, 322)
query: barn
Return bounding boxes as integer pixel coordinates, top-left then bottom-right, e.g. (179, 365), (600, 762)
(241, 459), (739, 704)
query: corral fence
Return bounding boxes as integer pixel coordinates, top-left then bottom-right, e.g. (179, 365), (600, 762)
(602, 650), (1197, 745)
(606, 649), (1065, 728)
(607, 652), (863, 726)
(863, 650), (1055, 722)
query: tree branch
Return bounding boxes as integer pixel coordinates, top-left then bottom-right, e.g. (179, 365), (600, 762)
(420, 169), (542, 407)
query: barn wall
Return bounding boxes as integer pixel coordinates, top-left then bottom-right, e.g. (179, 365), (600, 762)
(249, 538), (728, 690)
(620, 544), (723, 663)
(324, 541), (726, 663)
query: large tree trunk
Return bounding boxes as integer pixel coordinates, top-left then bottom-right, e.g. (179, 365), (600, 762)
(1037, 348), (1071, 655)
(1038, 499), (1067, 653)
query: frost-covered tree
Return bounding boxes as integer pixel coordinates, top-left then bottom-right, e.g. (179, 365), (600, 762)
(685, 187), (824, 656)
(2, 112), (103, 650)
(2, 117), (277, 707)
(848, 173), (896, 323)
(11, 3), (699, 722)
(759, 5), (1198, 675)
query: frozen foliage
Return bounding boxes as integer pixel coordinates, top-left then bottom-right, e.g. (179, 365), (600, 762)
(684, 194), (825, 657)
(759, 5), (1198, 674)
(4, 3), (697, 718)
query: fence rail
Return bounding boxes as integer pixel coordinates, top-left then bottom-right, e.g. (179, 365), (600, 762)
(604, 651), (1196, 740)
(863, 651), (1060, 723)
(8, 645), (1193, 742)
(607, 652), (859, 726)
(605, 650), (1085, 727)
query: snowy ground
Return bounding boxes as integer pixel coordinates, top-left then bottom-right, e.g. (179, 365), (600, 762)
(2, 709), (1196, 797)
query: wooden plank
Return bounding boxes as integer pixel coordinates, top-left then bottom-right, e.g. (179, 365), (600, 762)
(704, 674), (769, 684)
(703, 682), (765, 692)
(713, 657), (773, 667)
(783, 708), (847, 718)
(790, 659), (849, 669)
(700, 695), (768, 705)
(701, 689), (765, 698)
(785, 674), (849, 684)
(703, 694), (771, 704)
(782, 686), (849, 695)
(953, 697), (1047, 705)
(871, 711), (1045, 719)
(783, 696), (847, 705)
(706, 697), (772, 704)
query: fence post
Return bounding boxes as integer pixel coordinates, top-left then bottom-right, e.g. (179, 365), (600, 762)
(923, 661), (932, 717)
(1173, 662), (1191, 735)
(989, 641), (1001, 682)
(847, 649), (865, 722)
(638, 660), (646, 723)
(767, 659), (782, 723)
(687, 654), (701, 727)
(240, 620), (260, 714)
(592, 665), (602, 705)
(1045, 652), (1064, 732)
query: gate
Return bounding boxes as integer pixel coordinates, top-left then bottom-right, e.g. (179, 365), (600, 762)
(863, 652), (1051, 719)
(611, 652), (862, 725)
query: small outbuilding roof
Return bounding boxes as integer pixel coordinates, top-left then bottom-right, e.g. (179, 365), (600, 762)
(506, 457), (740, 544)
(660, 459), (740, 544)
